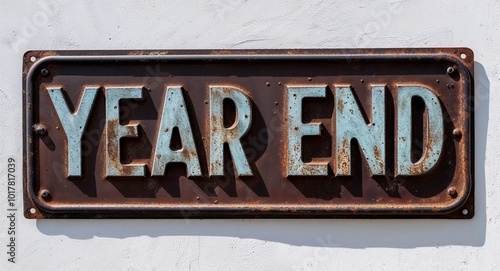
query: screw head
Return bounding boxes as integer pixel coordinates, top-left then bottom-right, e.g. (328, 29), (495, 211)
(453, 129), (462, 140)
(32, 124), (47, 135)
(447, 187), (458, 198)
(40, 190), (50, 199)
(40, 68), (49, 77)
(446, 66), (456, 74)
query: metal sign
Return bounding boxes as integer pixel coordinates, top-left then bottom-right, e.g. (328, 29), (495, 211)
(23, 49), (474, 218)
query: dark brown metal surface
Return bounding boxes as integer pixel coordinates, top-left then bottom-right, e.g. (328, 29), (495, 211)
(23, 49), (474, 219)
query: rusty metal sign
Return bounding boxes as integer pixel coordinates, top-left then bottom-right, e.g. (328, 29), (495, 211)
(23, 49), (474, 219)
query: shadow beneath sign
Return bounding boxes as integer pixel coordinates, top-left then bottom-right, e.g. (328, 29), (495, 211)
(36, 62), (487, 248)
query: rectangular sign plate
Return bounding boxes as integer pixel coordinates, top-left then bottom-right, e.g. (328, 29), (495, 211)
(23, 49), (474, 219)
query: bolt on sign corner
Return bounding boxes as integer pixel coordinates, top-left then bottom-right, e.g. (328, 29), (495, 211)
(23, 49), (474, 219)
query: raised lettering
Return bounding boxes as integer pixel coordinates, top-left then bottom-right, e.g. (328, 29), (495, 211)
(105, 87), (145, 177)
(287, 86), (328, 176)
(335, 85), (385, 176)
(151, 87), (202, 177)
(209, 86), (253, 176)
(47, 87), (98, 177)
(396, 85), (443, 175)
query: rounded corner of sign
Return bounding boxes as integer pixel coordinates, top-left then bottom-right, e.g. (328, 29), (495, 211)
(448, 48), (475, 73)
(459, 47), (474, 59)
(22, 200), (41, 219)
(23, 50), (37, 60)
(24, 52), (56, 75)
(439, 190), (474, 219)
(24, 192), (53, 219)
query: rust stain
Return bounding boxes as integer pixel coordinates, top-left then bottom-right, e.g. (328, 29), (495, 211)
(408, 161), (430, 175)
(105, 119), (137, 177)
(106, 119), (119, 166)
(338, 138), (350, 173)
(211, 115), (219, 134)
(186, 148), (198, 159)
(293, 143), (300, 152)
(373, 145), (381, 161)
(337, 99), (344, 113)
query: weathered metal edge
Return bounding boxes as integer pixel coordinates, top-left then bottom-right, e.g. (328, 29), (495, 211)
(22, 48), (474, 219)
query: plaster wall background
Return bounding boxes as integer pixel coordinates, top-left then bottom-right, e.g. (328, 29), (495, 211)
(0, 0), (499, 270)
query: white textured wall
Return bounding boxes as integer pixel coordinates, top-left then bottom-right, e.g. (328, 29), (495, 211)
(0, 0), (499, 270)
